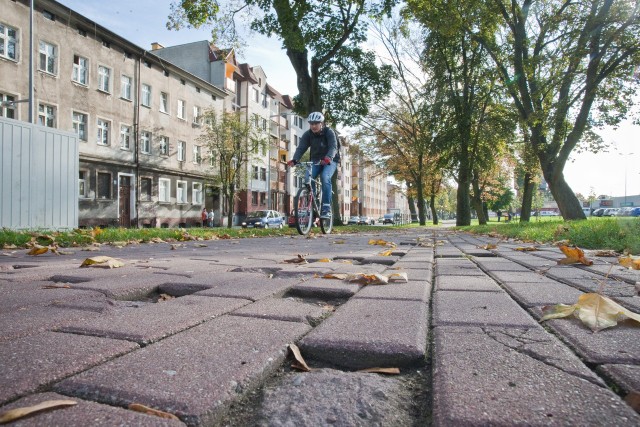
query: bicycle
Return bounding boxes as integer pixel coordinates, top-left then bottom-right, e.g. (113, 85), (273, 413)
(292, 161), (333, 235)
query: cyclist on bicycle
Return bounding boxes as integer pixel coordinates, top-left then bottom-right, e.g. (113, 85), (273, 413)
(287, 112), (339, 219)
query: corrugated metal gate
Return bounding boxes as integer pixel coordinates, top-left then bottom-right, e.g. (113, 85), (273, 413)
(0, 117), (78, 230)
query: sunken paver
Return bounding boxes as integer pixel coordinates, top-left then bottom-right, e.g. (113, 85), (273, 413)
(435, 275), (502, 292)
(0, 332), (138, 404)
(49, 274), (170, 300)
(254, 369), (415, 426)
(287, 278), (362, 300)
(354, 280), (432, 302)
(192, 275), (301, 301)
(229, 297), (328, 325)
(54, 316), (310, 426)
(299, 298), (428, 369)
(541, 317), (640, 364)
(432, 326), (639, 426)
(433, 290), (539, 328)
(359, 256), (401, 265)
(597, 364), (640, 395)
(0, 392), (186, 426)
(501, 280), (584, 307)
(57, 295), (249, 345)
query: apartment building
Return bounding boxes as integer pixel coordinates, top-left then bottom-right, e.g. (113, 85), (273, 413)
(1, 0), (228, 228)
(350, 147), (387, 219)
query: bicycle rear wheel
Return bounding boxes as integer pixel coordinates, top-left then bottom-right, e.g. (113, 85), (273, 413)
(294, 187), (314, 235)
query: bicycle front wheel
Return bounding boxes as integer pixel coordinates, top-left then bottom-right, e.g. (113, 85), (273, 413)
(320, 199), (333, 234)
(294, 187), (314, 235)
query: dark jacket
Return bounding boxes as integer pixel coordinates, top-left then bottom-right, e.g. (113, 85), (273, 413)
(292, 127), (339, 163)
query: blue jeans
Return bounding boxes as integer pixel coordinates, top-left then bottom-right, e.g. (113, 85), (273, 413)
(310, 161), (337, 206)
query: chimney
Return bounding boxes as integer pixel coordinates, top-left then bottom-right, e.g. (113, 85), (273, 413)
(151, 42), (164, 50)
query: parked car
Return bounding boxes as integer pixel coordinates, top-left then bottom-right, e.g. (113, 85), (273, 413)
(539, 210), (559, 216)
(241, 210), (285, 228)
(382, 213), (396, 224)
(582, 208), (592, 216)
(602, 208), (619, 216)
(358, 216), (375, 225)
(630, 207), (640, 217)
(347, 216), (360, 225)
(592, 208), (605, 217)
(615, 207), (634, 216)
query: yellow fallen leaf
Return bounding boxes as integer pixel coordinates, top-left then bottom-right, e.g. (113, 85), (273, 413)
(128, 403), (180, 420)
(479, 244), (497, 250)
(322, 273), (349, 280)
(317, 258), (332, 263)
(357, 367), (400, 375)
(42, 284), (71, 289)
(368, 239), (396, 247)
(541, 293), (640, 332)
(515, 246), (539, 252)
(557, 245), (593, 266)
(378, 249), (394, 256)
(346, 273), (388, 285)
(0, 400), (77, 424)
(618, 256), (640, 270)
(288, 343), (312, 372)
(80, 256), (124, 269)
(27, 245), (49, 256)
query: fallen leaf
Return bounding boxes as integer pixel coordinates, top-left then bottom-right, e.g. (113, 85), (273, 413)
(2, 244), (17, 249)
(27, 245), (49, 256)
(317, 258), (332, 263)
(346, 273), (388, 285)
(368, 239), (396, 247)
(322, 273), (349, 280)
(541, 293), (640, 331)
(625, 391), (640, 413)
(42, 284), (71, 289)
(515, 246), (539, 252)
(618, 255), (640, 270)
(557, 245), (593, 266)
(594, 250), (619, 257)
(284, 254), (308, 264)
(157, 293), (175, 302)
(80, 256), (124, 269)
(288, 343), (312, 372)
(195, 243), (208, 247)
(333, 239), (346, 244)
(128, 403), (180, 420)
(321, 304), (335, 311)
(0, 400), (77, 424)
(387, 272), (409, 283)
(357, 367), (400, 375)
(378, 249), (394, 256)
(479, 244), (497, 250)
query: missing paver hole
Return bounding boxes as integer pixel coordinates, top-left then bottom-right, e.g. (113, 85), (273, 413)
(11, 264), (40, 269)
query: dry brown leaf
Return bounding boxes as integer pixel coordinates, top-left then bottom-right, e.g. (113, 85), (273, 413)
(317, 258), (332, 263)
(288, 343), (312, 372)
(368, 239), (396, 247)
(157, 293), (175, 302)
(378, 249), (394, 256)
(625, 391), (640, 413)
(80, 256), (124, 269)
(618, 256), (640, 270)
(42, 284), (71, 289)
(594, 250), (619, 257)
(357, 367), (401, 375)
(284, 254), (308, 264)
(333, 239), (346, 244)
(0, 400), (77, 424)
(515, 246), (539, 252)
(321, 304), (336, 311)
(322, 273), (349, 280)
(2, 244), (17, 250)
(27, 245), (49, 256)
(346, 273), (388, 285)
(128, 403), (180, 420)
(219, 234), (232, 239)
(479, 244), (497, 250)
(387, 272), (409, 283)
(557, 245), (593, 266)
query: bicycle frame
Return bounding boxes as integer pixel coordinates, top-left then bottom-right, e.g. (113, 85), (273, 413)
(293, 162), (333, 235)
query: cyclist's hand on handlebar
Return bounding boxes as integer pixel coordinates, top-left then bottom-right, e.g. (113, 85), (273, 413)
(287, 159), (298, 167)
(320, 157), (331, 166)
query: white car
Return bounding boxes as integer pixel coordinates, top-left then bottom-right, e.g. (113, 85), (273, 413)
(602, 208), (619, 216)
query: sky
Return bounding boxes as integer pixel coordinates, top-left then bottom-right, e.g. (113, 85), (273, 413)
(58, 0), (640, 199)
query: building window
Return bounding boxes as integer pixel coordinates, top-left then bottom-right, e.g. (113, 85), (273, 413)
(0, 93), (16, 119)
(97, 172), (111, 199)
(78, 171), (87, 198)
(121, 75), (132, 100)
(38, 41), (57, 74)
(96, 118), (110, 145)
(140, 131), (151, 154)
(140, 177), (152, 201)
(120, 125), (131, 150)
(38, 104), (56, 127)
(160, 92), (169, 113)
(193, 106), (201, 124)
(192, 182), (203, 204)
(159, 136), (169, 156)
(0, 23), (18, 61)
(259, 192), (266, 205)
(294, 134), (298, 147)
(158, 178), (170, 202)
(141, 84), (151, 107)
(252, 87), (259, 103)
(177, 141), (186, 162)
(262, 118), (267, 131)
(177, 99), (186, 119)
(176, 181), (188, 204)
(193, 145), (202, 164)
(251, 191), (258, 205)
(98, 66), (111, 93)
(72, 55), (88, 85)
(260, 167), (267, 181)
(72, 111), (87, 141)
(252, 165), (259, 180)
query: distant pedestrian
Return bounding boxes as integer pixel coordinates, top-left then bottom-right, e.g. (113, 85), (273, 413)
(207, 209), (214, 227)
(201, 208), (208, 227)
(497, 210), (502, 222)
(507, 211), (512, 222)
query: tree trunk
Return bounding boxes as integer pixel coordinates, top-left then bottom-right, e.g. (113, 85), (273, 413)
(415, 179), (427, 225)
(470, 175), (487, 225)
(456, 142), (471, 226)
(539, 155), (586, 220)
(331, 172), (342, 226)
(408, 195), (417, 222)
(430, 195), (438, 225)
(519, 172), (534, 222)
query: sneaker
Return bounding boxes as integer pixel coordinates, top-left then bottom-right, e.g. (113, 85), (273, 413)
(320, 204), (332, 219)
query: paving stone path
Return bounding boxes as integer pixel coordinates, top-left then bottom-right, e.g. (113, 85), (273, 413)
(0, 228), (639, 426)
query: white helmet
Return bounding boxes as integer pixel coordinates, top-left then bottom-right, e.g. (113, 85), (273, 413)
(307, 112), (324, 123)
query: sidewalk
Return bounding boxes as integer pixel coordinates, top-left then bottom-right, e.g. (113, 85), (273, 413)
(0, 228), (638, 425)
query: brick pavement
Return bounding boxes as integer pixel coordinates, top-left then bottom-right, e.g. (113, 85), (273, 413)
(0, 228), (639, 425)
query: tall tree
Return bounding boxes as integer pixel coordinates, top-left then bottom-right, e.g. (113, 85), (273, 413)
(169, 0), (396, 124)
(198, 110), (268, 226)
(456, 0), (640, 220)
